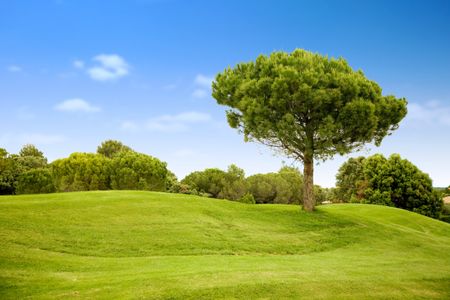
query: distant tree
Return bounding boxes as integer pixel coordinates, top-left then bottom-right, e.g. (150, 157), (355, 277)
(19, 144), (45, 158)
(51, 153), (110, 192)
(181, 168), (227, 198)
(109, 151), (168, 191)
(246, 168), (303, 204)
(0, 148), (19, 194)
(335, 157), (366, 202)
(16, 144), (47, 171)
(16, 169), (55, 194)
(219, 164), (248, 200)
(238, 192), (256, 204)
(212, 49), (407, 211)
(97, 140), (132, 158)
(336, 154), (443, 219)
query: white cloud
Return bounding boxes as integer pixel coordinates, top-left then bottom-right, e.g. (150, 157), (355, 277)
(54, 98), (101, 113)
(87, 54), (129, 81)
(73, 60), (85, 69)
(194, 74), (214, 88)
(145, 111), (211, 133)
(7, 65), (22, 72)
(157, 111), (212, 122)
(192, 74), (214, 99)
(406, 101), (450, 126)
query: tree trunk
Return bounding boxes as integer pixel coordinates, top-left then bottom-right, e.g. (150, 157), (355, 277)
(303, 156), (315, 212)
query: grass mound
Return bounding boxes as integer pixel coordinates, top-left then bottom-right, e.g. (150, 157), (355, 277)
(1, 191), (449, 299)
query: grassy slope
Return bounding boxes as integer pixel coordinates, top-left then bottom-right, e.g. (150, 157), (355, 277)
(0, 191), (449, 299)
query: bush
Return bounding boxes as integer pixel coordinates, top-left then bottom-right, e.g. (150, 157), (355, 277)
(16, 168), (55, 194)
(109, 151), (168, 191)
(51, 153), (111, 192)
(238, 193), (255, 204)
(336, 154), (444, 219)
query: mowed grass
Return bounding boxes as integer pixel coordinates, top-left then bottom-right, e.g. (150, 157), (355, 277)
(0, 191), (449, 299)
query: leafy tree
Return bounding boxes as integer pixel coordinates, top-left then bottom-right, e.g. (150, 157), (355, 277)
(336, 154), (443, 219)
(16, 144), (47, 171)
(335, 157), (366, 202)
(16, 169), (55, 194)
(181, 168), (227, 198)
(212, 49), (407, 211)
(219, 164), (247, 200)
(51, 153), (111, 192)
(97, 140), (132, 158)
(19, 144), (45, 158)
(0, 148), (19, 194)
(238, 192), (256, 204)
(109, 151), (168, 191)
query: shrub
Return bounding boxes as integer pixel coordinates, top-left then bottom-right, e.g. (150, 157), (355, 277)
(16, 168), (55, 194)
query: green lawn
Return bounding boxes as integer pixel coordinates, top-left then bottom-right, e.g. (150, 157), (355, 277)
(1, 191), (449, 299)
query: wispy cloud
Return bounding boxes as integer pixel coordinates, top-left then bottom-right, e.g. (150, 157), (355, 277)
(406, 101), (450, 126)
(87, 54), (129, 81)
(54, 98), (101, 113)
(194, 74), (214, 88)
(121, 111), (211, 133)
(192, 74), (214, 98)
(7, 65), (22, 72)
(146, 111), (211, 132)
(73, 60), (85, 69)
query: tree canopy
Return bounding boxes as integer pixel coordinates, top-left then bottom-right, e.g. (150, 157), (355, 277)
(336, 154), (443, 218)
(212, 49), (407, 211)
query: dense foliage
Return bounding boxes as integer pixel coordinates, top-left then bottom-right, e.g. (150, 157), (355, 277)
(179, 164), (333, 205)
(336, 154), (443, 219)
(212, 49), (407, 211)
(0, 141), (169, 195)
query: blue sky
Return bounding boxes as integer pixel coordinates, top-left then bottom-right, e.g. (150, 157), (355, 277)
(1, 0), (449, 187)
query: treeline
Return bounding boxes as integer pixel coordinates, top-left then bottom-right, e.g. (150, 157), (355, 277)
(0, 140), (333, 205)
(0, 141), (448, 221)
(0, 141), (169, 195)
(172, 164), (332, 205)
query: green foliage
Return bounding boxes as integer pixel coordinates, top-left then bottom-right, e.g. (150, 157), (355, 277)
(109, 151), (168, 191)
(246, 167), (303, 204)
(0, 149), (19, 195)
(181, 168), (227, 198)
(51, 153), (111, 192)
(97, 139), (132, 158)
(336, 154), (443, 219)
(238, 192), (255, 204)
(19, 144), (45, 158)
(212, 49), (407, 211)
(335, 157), (366, 202)
(0, 145), (49, 195)
(16, 168), (55, 194)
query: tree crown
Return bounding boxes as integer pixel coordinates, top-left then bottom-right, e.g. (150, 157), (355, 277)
(212, 49), (407, 161)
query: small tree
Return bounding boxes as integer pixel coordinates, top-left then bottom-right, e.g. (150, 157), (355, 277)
(212, 49), (407, 211)
(97, 140), (132, 158)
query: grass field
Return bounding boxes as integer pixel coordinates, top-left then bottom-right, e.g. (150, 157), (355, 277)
(1, 191), (449, 299)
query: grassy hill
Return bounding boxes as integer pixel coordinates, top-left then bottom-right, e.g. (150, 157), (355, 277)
(1, 191), (449, 299)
